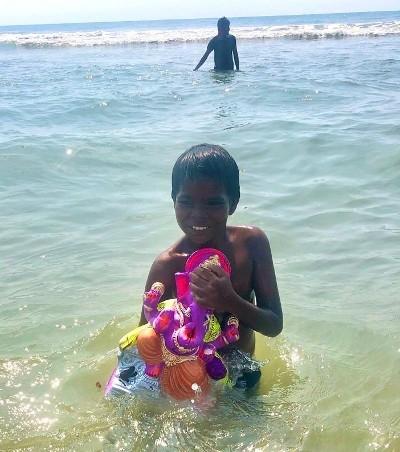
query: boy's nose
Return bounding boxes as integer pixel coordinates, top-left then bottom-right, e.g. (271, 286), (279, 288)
(191, 205), (207, 221)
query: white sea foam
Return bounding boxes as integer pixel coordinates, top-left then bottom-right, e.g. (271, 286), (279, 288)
(1, 21), (400, 47)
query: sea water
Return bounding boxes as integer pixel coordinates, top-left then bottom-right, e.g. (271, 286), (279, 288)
(0, 11), (399, 450)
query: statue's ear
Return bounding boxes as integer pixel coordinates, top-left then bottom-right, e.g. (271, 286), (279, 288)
(229, 199), (238, 215)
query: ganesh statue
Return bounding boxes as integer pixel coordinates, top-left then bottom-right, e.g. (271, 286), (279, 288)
(119, 248), (240, 400)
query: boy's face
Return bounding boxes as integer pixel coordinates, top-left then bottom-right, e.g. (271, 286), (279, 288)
(218, 24), (229, 35)
(174, 178), (233, 246)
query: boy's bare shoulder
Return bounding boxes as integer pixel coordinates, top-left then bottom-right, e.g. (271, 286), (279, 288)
(229, 225), (269, 243)
(150, 241), (187, 273)
(146, 242), (187, 293)
(229, 225), (271, 258)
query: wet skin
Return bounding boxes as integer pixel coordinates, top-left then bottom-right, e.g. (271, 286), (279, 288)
(139, 178), (282, 354)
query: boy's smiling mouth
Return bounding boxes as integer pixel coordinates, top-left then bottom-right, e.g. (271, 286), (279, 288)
(192, 226), (208, 231)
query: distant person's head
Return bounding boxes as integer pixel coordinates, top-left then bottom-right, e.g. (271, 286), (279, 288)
(171, 143), (240, 222)
(217, 17), (230, 36)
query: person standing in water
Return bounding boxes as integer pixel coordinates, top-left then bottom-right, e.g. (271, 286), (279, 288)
(194, 17), (239, 71)
(105, 144), (282, 397)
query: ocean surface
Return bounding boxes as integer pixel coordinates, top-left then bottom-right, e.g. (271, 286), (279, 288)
(1, 10), (399, 451)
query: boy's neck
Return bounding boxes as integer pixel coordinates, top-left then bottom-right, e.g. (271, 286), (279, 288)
(182, 231), (230, 254)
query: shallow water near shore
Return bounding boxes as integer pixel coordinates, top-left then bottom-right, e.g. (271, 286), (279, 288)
(1, 11), (400, 451)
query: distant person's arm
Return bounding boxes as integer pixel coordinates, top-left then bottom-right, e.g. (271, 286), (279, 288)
(233, 38), (239, 70)
(194, 39), (214, 71)
(194, 48), (212, 71)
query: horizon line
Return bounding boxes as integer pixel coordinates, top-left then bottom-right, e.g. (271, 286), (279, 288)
(0, 9), (399, 28)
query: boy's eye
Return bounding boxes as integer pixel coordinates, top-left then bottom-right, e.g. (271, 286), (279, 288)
(176, 197), (227, 209)
(206, 198), (226, 207)
(177, 198), (193, 207)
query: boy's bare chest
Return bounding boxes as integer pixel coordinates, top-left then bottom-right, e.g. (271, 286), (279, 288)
(228, 247), (254, 300)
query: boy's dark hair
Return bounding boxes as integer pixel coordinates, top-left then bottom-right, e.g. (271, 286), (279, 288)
(171, 143), (240, 208)
(217, 17), (230, 31)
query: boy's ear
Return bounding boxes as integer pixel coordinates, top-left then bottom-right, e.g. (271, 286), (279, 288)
(229, 199), (238, 215)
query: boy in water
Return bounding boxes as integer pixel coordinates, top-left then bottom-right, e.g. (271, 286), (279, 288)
(138, 144), (282, 389)
(194, 17), (240, 71)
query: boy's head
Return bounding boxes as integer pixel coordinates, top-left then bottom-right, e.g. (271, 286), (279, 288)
(217, 17), (230, 36)
(171, 144), (240, 214)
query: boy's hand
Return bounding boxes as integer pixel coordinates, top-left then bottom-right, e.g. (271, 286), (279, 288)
(189, 264), (234, 312)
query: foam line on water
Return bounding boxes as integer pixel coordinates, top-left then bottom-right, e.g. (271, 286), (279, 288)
(1, 21), (400, 47)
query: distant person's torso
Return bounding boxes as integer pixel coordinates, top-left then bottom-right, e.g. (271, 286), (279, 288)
(208, 34), (236, 71)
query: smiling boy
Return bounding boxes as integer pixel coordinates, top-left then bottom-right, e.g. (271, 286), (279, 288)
(138, 144), (282, 388)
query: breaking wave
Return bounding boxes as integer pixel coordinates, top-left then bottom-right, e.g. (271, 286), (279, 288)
(1, 21), (400, 47)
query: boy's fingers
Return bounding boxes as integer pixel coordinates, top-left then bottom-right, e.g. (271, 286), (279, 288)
(207, 264), (226, 277)
(196, 265), (224, 278)
(191, 267), (213, 281)
(190, 272), (208, 286)
(189, 281), (205, 294)
(190, 290), (206, 305)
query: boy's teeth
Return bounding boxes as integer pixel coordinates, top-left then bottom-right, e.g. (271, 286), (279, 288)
(192, 226), (207, 231)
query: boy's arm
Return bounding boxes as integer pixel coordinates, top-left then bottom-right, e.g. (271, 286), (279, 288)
(233, 37), (239, 70)
(190, 228), (283, 337)
(194, 38), (214, 71)
(235, 228), (282, 335)
(194, 48), (212, 71)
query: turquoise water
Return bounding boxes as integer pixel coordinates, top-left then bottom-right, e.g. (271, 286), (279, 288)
(1, 11), (400, 450)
